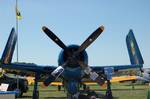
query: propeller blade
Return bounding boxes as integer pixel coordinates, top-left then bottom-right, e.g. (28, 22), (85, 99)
(90, 71), (106, 85)
(42, 26), (68, 50)
(43, 66), (64, 87)
(76, 25), (104, 54)
(43, 61), (68, 86)
(78, 61), (105, 85)
(43, 75), (56, 87)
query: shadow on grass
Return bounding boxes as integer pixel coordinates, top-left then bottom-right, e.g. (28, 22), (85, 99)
(39, 90), (65, 92)
(44, 97), (66, 99)
(44, 97), (118, 99)
(112, 88), (145, 91)
(18, 96), (32, 98)
(113, 97), (119, 99)
(125, 84), (146, 86)
(94, 88), (145, 91)
(19, 96), (119, 99)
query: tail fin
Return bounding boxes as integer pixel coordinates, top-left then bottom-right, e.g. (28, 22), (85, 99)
(126, 29), (144, 65)
(1, 28), (17, 64)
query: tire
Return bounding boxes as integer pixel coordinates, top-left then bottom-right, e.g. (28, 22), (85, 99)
(14, 88), (23, 98)
(67, 93), (77, 99)
(10, 84), (23, 98)
(33, 90), (39, 99)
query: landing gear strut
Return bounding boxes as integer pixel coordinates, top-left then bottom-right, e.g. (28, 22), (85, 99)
(105, 80), (113, 99)
(33, 73), (40, 99)
(104, 67), (113, 99)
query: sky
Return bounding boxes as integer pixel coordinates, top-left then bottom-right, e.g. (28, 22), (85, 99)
(0, 0), (150, 68)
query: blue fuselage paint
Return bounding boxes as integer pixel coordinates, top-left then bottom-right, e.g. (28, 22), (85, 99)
(62, 67), (82, 94)
(63, 67), (82, 80)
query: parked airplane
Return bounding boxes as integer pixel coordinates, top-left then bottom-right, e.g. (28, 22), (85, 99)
(137, 68), (150, 82)
(0, 26), (144, 99)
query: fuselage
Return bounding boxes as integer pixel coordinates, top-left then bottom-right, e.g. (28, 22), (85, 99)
(57, 44), (88, 95)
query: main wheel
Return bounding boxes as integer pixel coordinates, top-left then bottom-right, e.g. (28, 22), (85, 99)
(33, 90), (39, 99)
(14, 87), (23, 98)
(67, 93), (77, 99)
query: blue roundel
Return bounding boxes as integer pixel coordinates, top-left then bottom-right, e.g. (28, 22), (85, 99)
(67, 80), (78, 95)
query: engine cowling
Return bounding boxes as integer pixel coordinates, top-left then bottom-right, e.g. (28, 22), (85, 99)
(58, 45), (88, 68)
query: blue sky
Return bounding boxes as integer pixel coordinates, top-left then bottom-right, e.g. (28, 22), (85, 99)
(0, 0), (150, 68)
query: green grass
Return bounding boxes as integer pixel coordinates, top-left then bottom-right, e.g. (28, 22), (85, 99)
(17, 83), (150, 99)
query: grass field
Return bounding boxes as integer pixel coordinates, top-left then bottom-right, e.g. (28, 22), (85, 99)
(17, 83), (150, 99)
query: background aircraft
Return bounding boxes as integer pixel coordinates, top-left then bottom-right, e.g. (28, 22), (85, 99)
(0, 26), (144, 99)
(136, 68), (150, 82)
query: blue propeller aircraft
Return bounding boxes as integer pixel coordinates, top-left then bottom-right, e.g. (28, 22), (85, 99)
(0, 26), (144, 99)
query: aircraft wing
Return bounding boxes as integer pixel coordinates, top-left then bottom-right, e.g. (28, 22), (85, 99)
(136, 76), (150, 82)
(49, 76), (137, 86)
(50, 82), (63, 86)
(91, 64), (142, 73)
(110, 76), (137, 82)
(1, 63), (57, 75)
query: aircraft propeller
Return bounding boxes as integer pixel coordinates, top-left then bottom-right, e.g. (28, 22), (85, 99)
(78, 61), (106, 85)
(75, 25), (104, 54)
(42, 25), (104, 86)
(42, 26), (68, 51)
